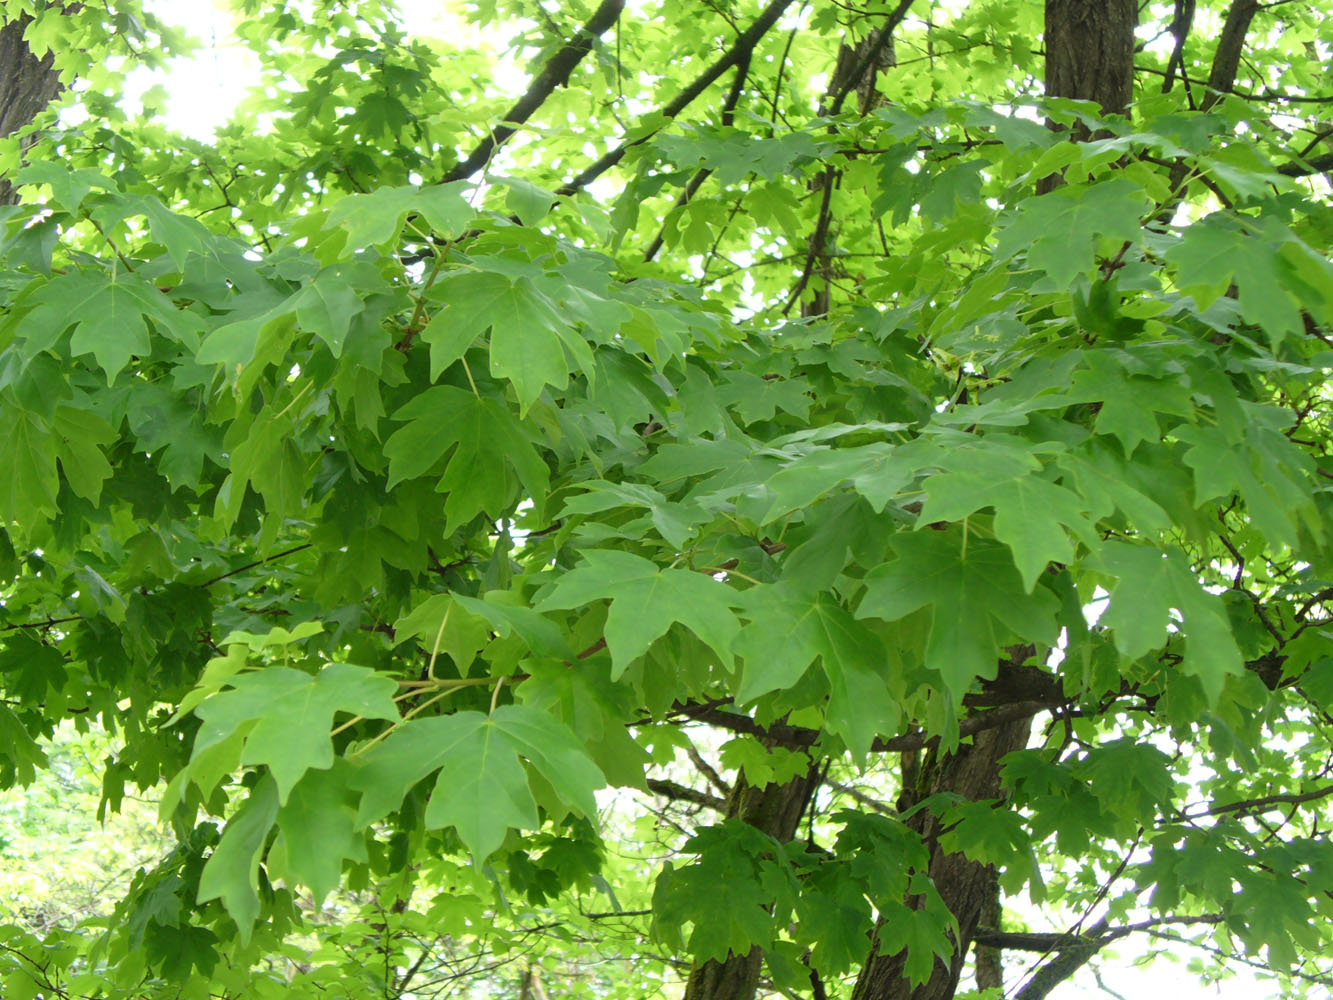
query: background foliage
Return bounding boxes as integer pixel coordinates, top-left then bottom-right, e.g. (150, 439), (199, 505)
(0, 0), (1332, 998)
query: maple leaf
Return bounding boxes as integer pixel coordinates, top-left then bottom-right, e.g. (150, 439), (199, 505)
(537, 549), (743, 677)
(14, 269), (198, 381)
(189, 662), (399, 803)
(351, 706), (605, 860)
(271, 763), (366, 905)
(422, 269), (590, 411)
(920, 460), (1095, 591)
(323, 181), (474, 250)
(1094, 541), (1243, 702)
(1165, 213), (1304, 341)
(734, 585), (899, 757)
(383, 385), (550, 529)
(994, 177), (1150, 286)
(196, 775), (280, 938)
(857, 530), (1059, 701)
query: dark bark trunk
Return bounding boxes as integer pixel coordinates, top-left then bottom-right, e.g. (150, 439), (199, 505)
(849, 716), (1033, 1000)
(1203, 0), (1260, 111)
(846, 8), (1139, 999)
(1043, 0), (1136, 133)
(681, 760), (821, 1000)
(973, 873), (1003, 991)
(0, 11), (64, 205)
(1038, 0), (1137, 192)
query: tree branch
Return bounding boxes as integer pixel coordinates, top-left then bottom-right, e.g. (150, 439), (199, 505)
(973, 914), (1224, 953)
(978, 915), (1226, 1000)
(826, 0), (914, 117)
(645, 778), (727, 811)
(686, 741), (732, 797)
(1202, 0), (1260, 111)
(1181, 782), (1333, 820)
(1159, 0), (1196, 105)
(555, 0), (800, 198)
(1278, 151), (1333, 176)
(200, 543), (314, 587)
(669, 698), (1060, 754)
(444, 0), (625, 183)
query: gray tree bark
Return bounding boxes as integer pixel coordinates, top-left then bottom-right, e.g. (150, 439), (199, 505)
(681, 759), (822, 1000)
(1043, 0), (1137, 135)
(849, 716), (1034, 1000)
(0, 10), (64, 204)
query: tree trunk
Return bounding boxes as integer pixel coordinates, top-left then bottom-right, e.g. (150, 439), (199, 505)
(850, 716), (1033, 1000)
(973, 873), (1003, 991)
(0, 11), (64, 205)
(1043, 0), (1136, 136)
(1037, 0), (1137, 192)
(847, 7), (1140, 998)
(681, 760), (821, 1000)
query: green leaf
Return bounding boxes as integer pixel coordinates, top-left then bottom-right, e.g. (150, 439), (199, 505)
(500, 177), (556, 226)
(733, 586), (898, 757)
(453, 592), (573, 660)
(383, 385), (550, 528)
(15, 269), (194, 380)
(561, 480), (706, 549)
(218, 621), (326, 651)
(141, 196), (215, 270)
(0, 403), (58, 524)
(189, 662), (400, 802)
(352, 706), (605, 859)
(217, 406), (306, 529)
(1165, 214), (1303, 342)
(16, 161), (114, 211)
(0, 705), (47, 786)
(538, 550), (742, 677)
(288, 267), (365, 357)
(995, 178), (1150, 286)
(52, 405), (116, 504)
(422, 270), (582, 410)
(1094, 542), (1243, 702)
(876, 893), (956, 987)
(392, 593), (491, 675)
(857, 531), (1059, 701)
(271, 763), (365, 904)
(758, 443), (914, 523)
(324, 182), (473, 249)
(920, 462), (1094, 591)
(197, 775), (280, 937)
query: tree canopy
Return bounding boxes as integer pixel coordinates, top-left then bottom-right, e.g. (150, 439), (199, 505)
(1, 0), (1332, 998)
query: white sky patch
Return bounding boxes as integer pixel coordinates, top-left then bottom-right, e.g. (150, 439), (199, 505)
(127, 0), (528, 141)
(124, 1), (257, 139)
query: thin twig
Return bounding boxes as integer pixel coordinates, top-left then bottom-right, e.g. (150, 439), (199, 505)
(444, 0), (625, 183)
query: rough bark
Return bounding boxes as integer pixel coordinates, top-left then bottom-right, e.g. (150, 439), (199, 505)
(973, 873), (1003, 991)
(850, 715), (1034, 1000)
(0, 12), (63, 205)
(681, 759), (821, 1000)
(1043, 0), (1137, 132)
(1037, 0), (1137, 194)
(1202, 0), (1260, 111)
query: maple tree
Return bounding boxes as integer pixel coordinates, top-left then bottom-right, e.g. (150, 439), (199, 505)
(0, 0), (1332, 997)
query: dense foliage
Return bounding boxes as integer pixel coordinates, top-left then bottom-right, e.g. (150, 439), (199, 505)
(1, 0), (1332, 997)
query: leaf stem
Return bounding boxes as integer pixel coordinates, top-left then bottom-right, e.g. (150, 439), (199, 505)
(461, 356), (481, 398)
(427, 605), (450, 681)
